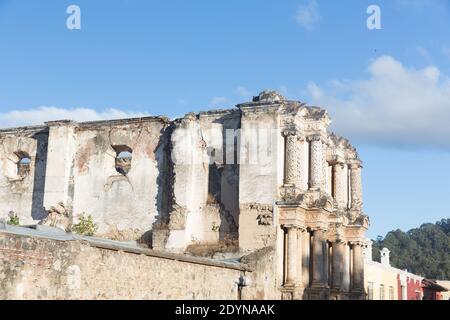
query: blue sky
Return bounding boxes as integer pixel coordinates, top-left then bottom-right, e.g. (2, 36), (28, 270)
(1, 0), (450, 238)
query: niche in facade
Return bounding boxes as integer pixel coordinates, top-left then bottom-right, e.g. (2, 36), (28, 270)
(113, 145), (132, 176)
(15, 152), (31, 177)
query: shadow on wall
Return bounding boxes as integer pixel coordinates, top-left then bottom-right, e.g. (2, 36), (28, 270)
(150, 123), (176, 246)
(215, 115), (240, 241)
(31, 130), (48, 221)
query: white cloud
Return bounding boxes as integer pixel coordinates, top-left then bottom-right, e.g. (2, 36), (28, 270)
(209, 96), (228, 107)
(0, 106), (148, 129)
(304, 55), (450, 148)
(295, 0), (321, 30)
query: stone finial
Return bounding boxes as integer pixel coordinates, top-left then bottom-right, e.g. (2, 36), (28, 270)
(252, 90), (286, 103)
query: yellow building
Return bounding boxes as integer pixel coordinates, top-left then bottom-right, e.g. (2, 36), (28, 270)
(364, 261), (398, 300)
(364, 245), (399, 300)
(437, 281), (450, 300)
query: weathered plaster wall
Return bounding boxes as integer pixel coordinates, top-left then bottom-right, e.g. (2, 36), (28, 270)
(71, 118), (167, 238)
(0, 228), (262, 300)
(0, 127), (48, 224)
(238, 108), (283, 205)
(165, 111), (241, 250)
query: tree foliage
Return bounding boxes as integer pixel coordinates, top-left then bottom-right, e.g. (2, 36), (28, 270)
(372, 219), (450, 280)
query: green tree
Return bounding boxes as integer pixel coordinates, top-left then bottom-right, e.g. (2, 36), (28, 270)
(372, 219), (450, 279)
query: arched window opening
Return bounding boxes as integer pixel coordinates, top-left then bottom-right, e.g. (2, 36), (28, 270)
(113, 146), (132, 175)
(16, 152), (31, 177)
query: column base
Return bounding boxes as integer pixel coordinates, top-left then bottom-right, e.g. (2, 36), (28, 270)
(304, 286), (330, 300)
(310, 281), (329, 289)
(349, 289), (366, 300)
(280, 284), (305, 300)
(329, 288), (351, 300)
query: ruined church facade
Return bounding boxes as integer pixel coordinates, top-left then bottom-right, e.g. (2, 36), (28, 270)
(0, 91), (369, 300)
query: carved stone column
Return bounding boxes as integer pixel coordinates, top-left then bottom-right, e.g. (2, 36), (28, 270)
(351, 242), (364, 292)
(302, 230), (310, 287)
(350, 163), (363, 211)
(341, 243), (351, 292)
(282, 128), (299, 186)
(333, 163), (346, 208)
(331, 241), (345, 289)
(284, 225), (299, 285)
(311, 228), (328, 288)
(297, 228), (305, 287)
(281, 127), (301, 201)
(308, 134), (324, 191)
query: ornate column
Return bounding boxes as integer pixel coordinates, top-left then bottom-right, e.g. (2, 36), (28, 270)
(281, 127), (301, 201)
(308, 134), (324, 191)
(282, 127), (298, 186)
(284, 224), (299, 285)
(333, 163), (346, 208)
(341, 243), (351, 292)
(331, 241), (345, 289)
(351, 242), (365, 292)
(311, 228), (328, 288)
(350, 163), (363, 211)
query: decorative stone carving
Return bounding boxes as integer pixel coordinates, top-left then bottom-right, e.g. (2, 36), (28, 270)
(168, 204), (188, 230)
(241, 203), (273, 211)
(257, 212), (273, 226)
(253, 90), (285, 103)
(280, 184), (298, 203)
(241, 203), (273, 226)
(281, 291), (293, 300)
(40, 202), (72, 232)
(298, 190), (333, 210)
(353, 214), (370, 229)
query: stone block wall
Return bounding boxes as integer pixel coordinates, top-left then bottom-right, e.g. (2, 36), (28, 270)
(0, 228), (272, 300)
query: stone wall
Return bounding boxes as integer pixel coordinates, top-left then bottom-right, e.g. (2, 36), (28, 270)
(0, 126), (48, 224)
(70, 118), (167, 238)
(0, 226), (278, 300)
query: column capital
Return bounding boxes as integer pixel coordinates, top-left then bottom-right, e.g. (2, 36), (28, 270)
(307, 133), (323, 142)
(310, 226), (328, 232)
(327, 154), (345, 166)
(348, 160), (363, 169)
(282, 224), (298, 230)
(348, 240), (367, 247)
(334, 162), (345, 170)
(282, 126), (301, 137)
(282, 223), (306, 231)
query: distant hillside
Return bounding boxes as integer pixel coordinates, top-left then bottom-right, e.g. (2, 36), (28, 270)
(372, 219), (450, 280)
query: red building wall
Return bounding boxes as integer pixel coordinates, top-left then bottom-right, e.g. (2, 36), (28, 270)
(397, 274), (423, 300)
(407, 277), (422, 300)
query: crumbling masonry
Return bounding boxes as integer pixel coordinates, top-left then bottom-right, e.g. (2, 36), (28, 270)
(0, 91), (369, 300)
